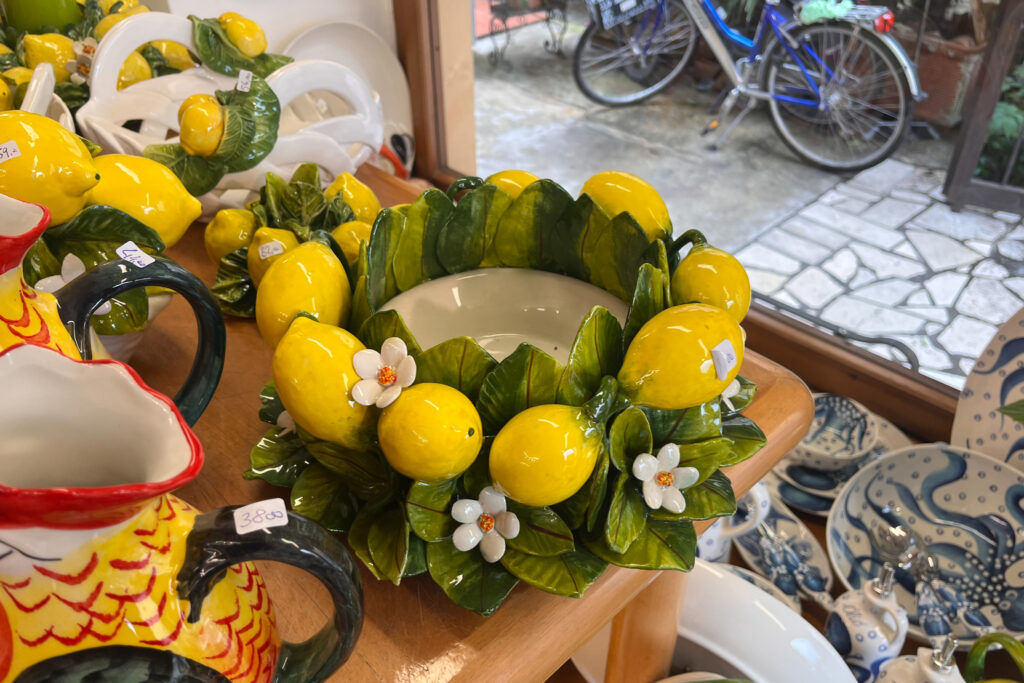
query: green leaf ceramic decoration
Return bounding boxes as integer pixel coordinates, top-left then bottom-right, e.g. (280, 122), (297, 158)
(500, 547), (607, 598)
(640, 400), (723, 445)
(722, 375), (758, 415)
(244, 427), (313, 488)
(427, 538), (520, 617)
(504, 501), (575, 557)
(366, 207), (405, 310)
(493, 178), (574, 270)
(476, 343), (562, 434)
(585, 518), (697, 571)
(608, 406), (653, 473)
(437, 183), (514, 272)
(678, 470), (738, 521)
(406, 479), (460, 542)
(722, 414), (768, 466)
(189, 14), (293, 78)
(623, 262), (668, 350)
(605, 472), (647, 553)
(674, 437), (735, 485)
(367, 505), (411, 585)
(304, 441), (394, 503)
(631, 444), (700, 513)
(211, 248), (256, 316)
(356, 311), (422, 359)
(290, 462), (359, 533)
(414, 336), (498, 401)
(392, 188), (453, 292)
(556, 305), (623, 406)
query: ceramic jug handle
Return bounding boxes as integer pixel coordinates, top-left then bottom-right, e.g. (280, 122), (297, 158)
(177, 507), (363, 683)
(53, 256), (225, 425)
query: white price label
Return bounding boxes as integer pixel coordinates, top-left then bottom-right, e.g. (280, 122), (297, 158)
(258, 241), (285, 260)
(234, 498), (288, 535)
(711, 339), (738, 381)
(236, 69), (253, 92)
(116, 241), (155, 268)
(618, 0), (637, 11)
(0, 140), (21, 163)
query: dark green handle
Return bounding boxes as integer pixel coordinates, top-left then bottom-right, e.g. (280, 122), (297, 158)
(446, 176), (484, 201)
(53, 256), (225, 425)
(177, 507), (364, 683)
(667, 228), (708, 256)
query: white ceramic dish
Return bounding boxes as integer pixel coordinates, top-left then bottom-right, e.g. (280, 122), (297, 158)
(763, 470), (832, 518)
(951, 307), (1024, 471)
(791, 394), (880, 472)
(721, 563), (802, 614)
(381, 268), (628, 363)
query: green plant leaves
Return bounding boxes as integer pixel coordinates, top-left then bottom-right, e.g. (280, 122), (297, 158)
(368, 505), (411, 585)
(366, 208), (405, 310)
(244, 427), (312, 488)
(998, 399), (1024, 425)
(45, 205), (165, 251)
(189, 15), (294, 77)
(721, 415), (767, 467)
(604, 473), (646, 553)
(476, 343), (562, 434)
(586, 519), (696, 571)
(608, 406), (653, 472)
(640, 400), (722, 445)
(501, 548), (606, 598)
(414, 336), (497, 401)
(585, 449), (611, 532)
(257, 381), (284, 425)
(406, 479), (458, 542)
(427, 539), (520, 616)
(393, 189), (453, 292)
(557, 306), (623, 406)
(290, 463), (359, 533)
(348, 505), (384, 580)
(567, 196), (651, 301)
(505, 501), (575, 556)
(623, 262), (667, 350)
(357, 309), (422, 356)
(651, 470), (736, 522)
(142, 144), (222, 197)
(437, 183), (513, 272)
(211, 248), (256, 317)
(675, 437), (734, 485)
(494, 179), (575, 269)
(304, 441), (394, 502)
(723, 375), (757, 416)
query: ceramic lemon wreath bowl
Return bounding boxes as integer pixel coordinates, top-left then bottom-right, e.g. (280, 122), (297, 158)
(242, 168), (766, 615)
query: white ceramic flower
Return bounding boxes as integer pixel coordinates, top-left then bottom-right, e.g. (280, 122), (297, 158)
(276, 410), (296, 436)
(720, 378), (742, 412)
(451, 486), (520, 563)
(34, 254), (112, 315)
(66, 38), (97, 86)
(632, 443), (699, 513)
(351, 337), (416, 408)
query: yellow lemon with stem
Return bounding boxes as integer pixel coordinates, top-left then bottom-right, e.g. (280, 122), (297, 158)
(93, 5), (149, 39)
(117, 50), (151, 90)
(218, 12), (267, 58)
(325, 172), (381, 224)
(485, 169), (539, 199)
(670, 230), (750, 322)
(3, 67), (33, 87)
(22, 34), (75, 83)
(149, 40), (196, 71)
(247, 227), (299, 287)
(177, 94), (224, 157)
(205, 208), (258, 265)
(331, 220), (372, 265)
(581, 170), (671, 242)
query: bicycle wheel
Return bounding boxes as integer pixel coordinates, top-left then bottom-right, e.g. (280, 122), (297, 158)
(573, 0), (697, 106)
(761, 22), (913, 172)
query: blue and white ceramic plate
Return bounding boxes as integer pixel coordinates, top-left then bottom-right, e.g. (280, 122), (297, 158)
(826, 443), (1024, 645)
(763, 471), (833, 518)
(721, 563), (803, 614)
(951, 308), (1024, 472)
(791, 394), (880, 472)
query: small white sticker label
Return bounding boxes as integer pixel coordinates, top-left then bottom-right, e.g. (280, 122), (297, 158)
(116, 241), (155, 268)
(711, 339), (738, 381)
(234, 498), (288, 535)
(236, 69), (253, 92)
(258, 241), (285, 260)
(0, 140), (21, 163)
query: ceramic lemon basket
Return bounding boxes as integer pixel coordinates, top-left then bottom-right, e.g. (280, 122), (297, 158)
(243, 169), (765, 616)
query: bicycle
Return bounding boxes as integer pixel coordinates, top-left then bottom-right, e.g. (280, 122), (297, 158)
(573, 0), (923, 171)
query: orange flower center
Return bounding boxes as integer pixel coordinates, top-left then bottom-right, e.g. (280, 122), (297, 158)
(477, 513), (495, 533)
(76, 63), (90, 76)
(656, 471), (674, 488)
(83, 44), (95, 55)
(377, 365), (397, 385)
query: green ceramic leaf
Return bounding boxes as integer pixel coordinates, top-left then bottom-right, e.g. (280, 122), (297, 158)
(608, 212), (657, 301)
(675, 437), (734, 485)
(494, 179), (574, 269)
(550, 194), (602, 280)
(571, 199), (650, 301)
(722, 375), (758, 416)
(622, 263), (667, 350)
(304, 441), (394, 502)
(505, 501), (575, 556)
(405, 536), (428, 577)
(44, 205), (166, 251)
(721, 415), (767, 466)
(366, 208), (405, 310)
(437, 183), (513, 272)
(460, 443), (492, 499)
(349, 275), (371, 335)
(500, 547), (606, 598)
(585, 447), (610, 533)
(212, 77), (280, 173)
(211, 248), (255, 317)
(190, 15), (293, 77)
(999, 399), (1024, 425)
(326, 193), (358, 232)
(604, 473), (646, 553)
(608, 406), (653, 473)
(243, 427), (313, 488)
(290, 463), (359, 533)
(583, 375), (623, 429)
(680, 470), (737, 521)
(262, 172), (289, 227)
(640, 400), (722, 445)
(476, 343), (562, 434)
(355, 240), (369, 283)
(426, 539), (519, 616)
(289, 162), (321, 188)
(46, 243), (149, 335)
(280, 181), (328, 228)
(641, 237), (672, 306)
(348, 505), (384, 580)
(142, 142), (223, 196)
(20, 239), (59, 287)
(254, 52), (294, 77)
(257, 381), (284, 425)
(585, 518), (696, 571)
(393, 189), (454, 292)
(414, 337), (497, 402)
(406, 479), (459, 542)
(357, 309), (422, 356)
(445, 176), (484, 200)
(368, 505), (411, 585)
(556, 306), (623, 406)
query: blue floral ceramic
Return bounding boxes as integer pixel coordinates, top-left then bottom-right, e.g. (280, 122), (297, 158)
(826, 568), (909, 683)
(792, 394), (880, 472)
(764, 471), (833, 517)
(826, 444), (1024, 645)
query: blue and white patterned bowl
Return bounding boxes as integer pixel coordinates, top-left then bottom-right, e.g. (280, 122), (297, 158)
(792, 394), (880, 472)
(827, 443), (1024, 645)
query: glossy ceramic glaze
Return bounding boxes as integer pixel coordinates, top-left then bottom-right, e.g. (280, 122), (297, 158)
(826, 576), (910, 682)
(381, 267), (628, 363)
(764, 471), (834, 517)
(877, 647), (966, 683)
(670, 241), (751, 323)
(951, 308), (1024, 471)
(696, 481), (771, 562)
(580, 171), (671, 242)
(721, 564), (802, 614)
(19, 63), (75, 131)
(827, 444), (1024, 645)
(792, 394), (880, 472)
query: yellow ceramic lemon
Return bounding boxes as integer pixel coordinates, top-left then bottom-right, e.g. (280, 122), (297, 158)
(671, 241), (751, 322)
(0, 45), (11, 57)
(378, 383), (483, 482)
(581, 170), (671, 242)
(618, 303), (744, 410)
(325, 172), (381, 224)
(100, 0), (138, 11)
(117, 50), (152, 90)
(247, 227), (299, 287)
(490, 404), (603, 506)
(86, 154), (201, 248)
(272, 316), (376, 450)
(256, 241), (350, 349)
(178, 94), (224, 157)
(205, 208), (258, 265)
(3, 67), (33, 87)
(93, 5), (149, 39)
(485, 169), (539, 199)
(149, 40), (196, 71)
(0, 111), (99, 224)
(0, 80), (11, 111)
(331, 220), (372, 265)
(22, 34), (75, 83)
(218, 12), (267, 58)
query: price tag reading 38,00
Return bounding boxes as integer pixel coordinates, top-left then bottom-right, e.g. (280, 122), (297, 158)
(233, 498), (288, 535)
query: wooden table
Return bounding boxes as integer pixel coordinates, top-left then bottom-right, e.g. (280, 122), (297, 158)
(129, 169), (814, 683)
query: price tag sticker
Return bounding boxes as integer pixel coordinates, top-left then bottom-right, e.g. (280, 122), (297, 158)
(0, 140), (21, 163)
(234, 498), (288, 535)
(711, 339), (738, 381)
(236, 69), (253, 93)
(116, 241), (155, 268)
(258, 241), (284, 260)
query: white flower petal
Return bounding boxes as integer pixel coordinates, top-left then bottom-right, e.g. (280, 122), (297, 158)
(495, 511), (520, 540)
(480, 531), (506, 563)
(276, 411), (296, 435)
(672, 466), (699, 490)
(396, 355), (416, 387)
(351, 378), (383, 406)
(632, 453), (659, 482)
(453, 523), (483, 551)
(661, 486), (686, 514)
(380, 337), (407, 367)
(479, 486), (507, 515)
(95, 300), (112, 316)
(643, 479), (663, 509)
(33, 275), (64, 293)
(722, 378), (741, 398)
(352, 349), (381, 380)
(451, 499), (482, 524)
(376, 385), (402, 408)
(657, 443), (680, 470)
(61, 253), (87, 282)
